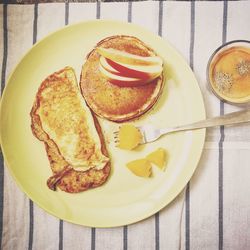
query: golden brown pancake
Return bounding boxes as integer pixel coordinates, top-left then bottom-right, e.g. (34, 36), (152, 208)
(30, 67), (111, 193)
(80, 35), (164, 122)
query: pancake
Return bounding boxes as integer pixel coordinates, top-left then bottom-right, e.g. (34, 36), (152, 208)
(80, 35), (164, 122)
(30, 67), (111, 193)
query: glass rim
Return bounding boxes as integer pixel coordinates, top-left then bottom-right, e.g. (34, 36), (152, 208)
(206, 39), (250, 105)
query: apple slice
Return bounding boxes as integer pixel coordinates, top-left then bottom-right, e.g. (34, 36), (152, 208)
(101, 57), (162, 80)
(97, 47), (163, 66)
(99, 63), (155, 87)
(99, 56), (121, 75)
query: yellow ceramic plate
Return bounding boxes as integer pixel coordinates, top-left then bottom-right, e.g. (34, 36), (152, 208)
(0, 20), (205, 227)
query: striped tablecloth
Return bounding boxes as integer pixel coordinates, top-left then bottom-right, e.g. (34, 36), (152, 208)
(1, 1), (250, 249)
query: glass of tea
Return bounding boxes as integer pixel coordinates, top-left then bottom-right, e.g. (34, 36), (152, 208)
(207, 40), (250, 104)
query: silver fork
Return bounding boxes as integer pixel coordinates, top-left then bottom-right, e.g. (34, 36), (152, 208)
(114, 109), (250, 145)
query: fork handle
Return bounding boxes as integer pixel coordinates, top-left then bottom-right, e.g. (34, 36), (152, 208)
(161, 109), (250, 134)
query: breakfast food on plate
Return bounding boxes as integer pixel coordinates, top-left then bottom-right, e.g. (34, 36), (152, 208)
(30, 67), (111, 193)
(126, 159), (152, 177)
(126, 148), (168, 177)
(80, 35), (164, 122)
(30, 36), (166, 190)
(117, 124), (142, 150)
(146, 148), (167, 169)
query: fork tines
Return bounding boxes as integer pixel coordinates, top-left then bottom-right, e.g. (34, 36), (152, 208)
(113, 131), (119, 143)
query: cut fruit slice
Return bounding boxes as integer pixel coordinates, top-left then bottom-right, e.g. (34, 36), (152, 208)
(107, 58), (162, 79)
(99, 56), (120, 75)
(100, 56), (162, 80)
(126, 159), (152, 177)
(146, 148), (167, 170)
(118, 124), (142, 150)
(99, 63), (154, 87)
(97, 47), (163, 66)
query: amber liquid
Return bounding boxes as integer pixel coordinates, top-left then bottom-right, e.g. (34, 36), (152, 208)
(210, 46), (250, 101)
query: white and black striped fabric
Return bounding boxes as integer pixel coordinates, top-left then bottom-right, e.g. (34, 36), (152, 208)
(1, 1), (250, 249)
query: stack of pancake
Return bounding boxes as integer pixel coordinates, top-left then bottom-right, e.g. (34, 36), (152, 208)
(81, 36), (164, 122)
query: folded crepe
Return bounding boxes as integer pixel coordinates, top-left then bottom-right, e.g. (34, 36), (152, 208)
(30, 67), (111, 193)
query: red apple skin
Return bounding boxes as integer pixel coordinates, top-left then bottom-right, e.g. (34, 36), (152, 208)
(99, 56), (120, 75)
(99, 63), (156, 87)
(106, 58), (152, 80)
(100, 56), (157, 80)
